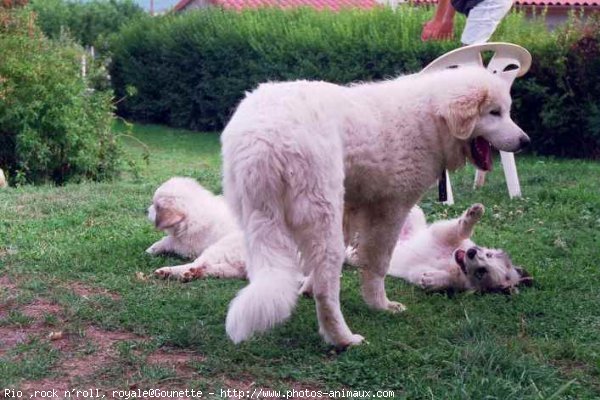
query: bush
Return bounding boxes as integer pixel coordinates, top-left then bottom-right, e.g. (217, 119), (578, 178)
(0, 8), (120, 185)
(29, 0), (145, 48)
(109, 7), (600, 158)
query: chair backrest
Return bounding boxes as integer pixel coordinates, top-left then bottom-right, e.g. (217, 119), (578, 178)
(421, 42), (532, 86)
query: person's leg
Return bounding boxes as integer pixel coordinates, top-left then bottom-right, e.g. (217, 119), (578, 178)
(461, 0), (513, 45)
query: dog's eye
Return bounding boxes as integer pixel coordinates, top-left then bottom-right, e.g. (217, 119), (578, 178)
(486, 252), (493, 258)
(490, 109), (501, 117)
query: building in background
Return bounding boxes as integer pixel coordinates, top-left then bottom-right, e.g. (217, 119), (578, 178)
(174, 0), (380, 11)
(173, 0), (598, 28)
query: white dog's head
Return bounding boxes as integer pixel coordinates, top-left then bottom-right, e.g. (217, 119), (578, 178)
(434, 68), (530, 171)
(454, 246), (532, 293)
(148, 177), (207, 233)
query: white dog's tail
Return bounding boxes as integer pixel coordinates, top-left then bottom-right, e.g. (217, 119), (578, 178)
(225, 215), (300, 344)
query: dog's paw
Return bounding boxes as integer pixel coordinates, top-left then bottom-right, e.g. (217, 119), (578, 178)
(466, 203), (485, 220)
(339, 334), (366, 349)
(328, 333), (366, 352)
(420, 271), (448, 290)
(183, 266), (206, 281)
(146, 244), (159, 255)
(385, 301), (407, 313)
(146, 241), (167, 255)
(154, 265), (196, 281)
(154, 267), (173, 279)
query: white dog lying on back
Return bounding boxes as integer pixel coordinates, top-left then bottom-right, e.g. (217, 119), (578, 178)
(380, 203), (532, 292)
(146, 177), (246, 281)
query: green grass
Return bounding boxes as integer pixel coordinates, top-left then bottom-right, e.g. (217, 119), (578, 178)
(1, 122), (599, 398)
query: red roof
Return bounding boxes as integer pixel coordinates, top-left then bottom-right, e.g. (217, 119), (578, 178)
(174, 0), (600, 11)
(412, 0), (599, 5)
(175, 0), (379, 11)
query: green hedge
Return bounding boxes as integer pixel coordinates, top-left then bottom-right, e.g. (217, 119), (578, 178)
(110, 7), (600, 158)
(29, 0), (145, 48)
(0, 8), (120, 185)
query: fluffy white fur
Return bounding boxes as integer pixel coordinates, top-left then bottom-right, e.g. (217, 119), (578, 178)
(147, 177), (246, 281)
(221, 67), (530, 347)
(378, 204), (531, 292)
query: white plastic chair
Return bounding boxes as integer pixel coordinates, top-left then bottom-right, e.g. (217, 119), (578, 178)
(421, 43), (532, 204)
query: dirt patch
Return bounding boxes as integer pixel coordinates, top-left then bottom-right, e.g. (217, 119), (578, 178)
(0, 274), (17, 290)
(0, 278), (323, 399)
(14, 325), (146, 397)
(21, 298), (63, 319)
(20, 378), (71, 399)
(147, 349), (201, 366)
(0, 326), (30, 349)
(67, 282), (121, 300)
(146, 348), (203, 379)
(85, 325), (139, 343)
(0, 274), (18, 319)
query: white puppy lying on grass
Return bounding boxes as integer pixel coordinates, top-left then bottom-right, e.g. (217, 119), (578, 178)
(147, 178), (531, 293)
(146, 177), (246, 281)
(349, 203), (533, 293)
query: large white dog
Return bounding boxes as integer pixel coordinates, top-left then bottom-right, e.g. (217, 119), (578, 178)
(221, 67), (530, 347)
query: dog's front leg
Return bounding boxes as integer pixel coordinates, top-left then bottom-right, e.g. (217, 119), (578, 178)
(357, 201), (408, 313)
(155, 258), (247, 281)
(457, 203), (485, 239)
(146, 236), (176, 255)
(429, 203), (485, 244)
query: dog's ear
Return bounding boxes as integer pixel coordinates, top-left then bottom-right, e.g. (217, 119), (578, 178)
(154, 198), (185, 230)
(439, 87), (489, 140)
(515, 266), (533, 287)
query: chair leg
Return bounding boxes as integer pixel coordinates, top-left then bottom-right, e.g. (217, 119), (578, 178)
(443, 170), (455, 206)
(500, 151), (521, 198)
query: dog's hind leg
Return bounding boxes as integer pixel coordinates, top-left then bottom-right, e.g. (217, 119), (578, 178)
(356, 200), (409, 313)
(294, 212), (364, 348)
(288, 157), (363, 348)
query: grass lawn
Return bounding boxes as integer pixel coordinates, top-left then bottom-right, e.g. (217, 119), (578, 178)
(1, 122), (599, 399)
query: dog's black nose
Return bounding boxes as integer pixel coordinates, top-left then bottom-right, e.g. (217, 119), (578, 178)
(467, 248), (477, 259)
(519, 136), (531, 150)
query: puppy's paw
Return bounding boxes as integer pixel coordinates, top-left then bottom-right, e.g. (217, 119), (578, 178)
(154, 267), (173, 279)
(183, 266), (206, 281)
(154, 265), (197, 281)
(146, 241), (166, 255)
(466, 203), (485, 220)
(420, 271), (447, 290)
(385, 301), (407, 313)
